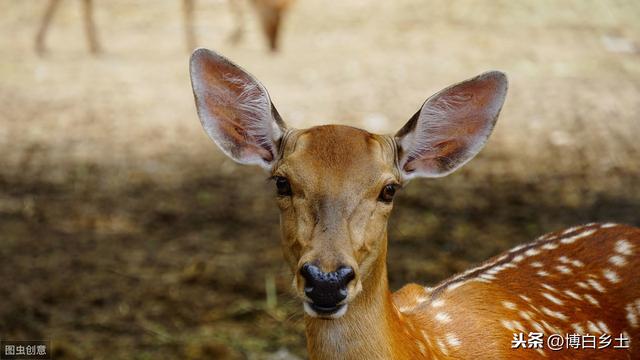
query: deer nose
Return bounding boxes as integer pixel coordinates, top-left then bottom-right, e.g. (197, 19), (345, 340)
(300, 263), (355, 308)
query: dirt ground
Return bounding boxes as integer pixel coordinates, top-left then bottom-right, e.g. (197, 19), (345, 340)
(1, 1), (640, 359)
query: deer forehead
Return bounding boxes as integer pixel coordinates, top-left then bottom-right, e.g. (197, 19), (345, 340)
(277, 125), (399, 191)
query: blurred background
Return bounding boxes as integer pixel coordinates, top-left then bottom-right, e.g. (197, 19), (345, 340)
(1, 0), (639, 359)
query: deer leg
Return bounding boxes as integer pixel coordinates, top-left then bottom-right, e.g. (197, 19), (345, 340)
(82, 0), (101, 54)
(252, 0), (284, 52)
(35, 0), (62, 55)
(183, 0), (196, 52)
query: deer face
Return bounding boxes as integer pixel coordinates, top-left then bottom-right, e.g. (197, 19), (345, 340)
(189, 48), (507, 319)
(273, 126), (399, 317)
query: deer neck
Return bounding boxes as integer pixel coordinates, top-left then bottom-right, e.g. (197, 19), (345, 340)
(304, 240), (421, 360)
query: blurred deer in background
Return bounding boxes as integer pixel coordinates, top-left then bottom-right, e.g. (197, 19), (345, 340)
(35, 0), (293, 55)
(35, 0), (100, 55)
(189, 48), (640, 359)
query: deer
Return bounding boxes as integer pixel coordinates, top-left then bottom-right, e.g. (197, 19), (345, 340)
(35, 0), (292, 55)
(188, 48), (640, 359)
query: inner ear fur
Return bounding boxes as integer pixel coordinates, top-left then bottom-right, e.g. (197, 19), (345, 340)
(395, 71), (508, 179)
(189, 48), (286, 169)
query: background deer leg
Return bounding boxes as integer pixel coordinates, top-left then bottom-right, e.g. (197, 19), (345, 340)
(183, 0), (196, 52)
(252, 0), (284, 52)
(35, 0), (62, 55)
(81, 0), (101, 54)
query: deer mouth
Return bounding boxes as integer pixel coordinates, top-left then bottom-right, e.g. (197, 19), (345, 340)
(304, 301), (348, 319)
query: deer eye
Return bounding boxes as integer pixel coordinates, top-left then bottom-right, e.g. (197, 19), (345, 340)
(378, 184), (398, 203)
(274, 176), (292, 196)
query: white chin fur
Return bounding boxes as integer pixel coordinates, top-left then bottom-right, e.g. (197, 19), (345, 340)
(303, 302), (348, 319)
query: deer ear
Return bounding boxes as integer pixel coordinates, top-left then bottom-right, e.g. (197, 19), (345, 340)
(395, 71), (508, 180)
(189, 48), (286, 169)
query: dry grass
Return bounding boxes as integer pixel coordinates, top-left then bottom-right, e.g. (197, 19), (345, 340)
(1, 1), (639, 359)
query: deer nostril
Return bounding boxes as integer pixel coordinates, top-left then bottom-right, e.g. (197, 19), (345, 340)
(300, 263), (319, 286)
(336, 266), (355, 288)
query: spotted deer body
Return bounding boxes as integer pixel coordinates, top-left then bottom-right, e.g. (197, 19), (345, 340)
(390, 223), (640, 359)
(188, 48), (640, 359)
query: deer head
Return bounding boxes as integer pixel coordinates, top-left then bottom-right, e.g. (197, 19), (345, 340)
(189, 48), (508, 319)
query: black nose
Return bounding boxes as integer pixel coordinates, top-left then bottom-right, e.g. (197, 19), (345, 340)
(300, 263), (355, 308)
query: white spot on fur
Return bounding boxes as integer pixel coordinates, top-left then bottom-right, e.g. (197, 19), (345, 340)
(615, 239), (634, 256)
(500, 320), (525, 332)
(572, 323), (585, 334)
(601, 223), (618, 228)
(530, 261), (543, 268)
(479, 274), (496, 281)
(421, 330), (430, 342)
(519, 310), (533, 321)
(436, 338), (449, 356)
(510, 244), (528, 253)
(597, 321), (611, 333)
(541, 284), (558, 292)
(500, 319), (513, 331)
(435, 312), (452, 324)
(558, 256), (584, 267)
(626, 300), (640, 328)
(525, 248), (541, 257)
(513, 255), (524, 263)
(431, 299), (445, 308)
(513, 320), (526, 332)
(519, 295), (532, 302)
(502, 301), (517, 310)
(571, 259), (584, 267)
(560, 229), (596, 244)
(587, 321), (602, 334)
(609, 255), (627, 267)
(602, 269), (620, 284)
(542, 293), (564, 306)
(446, 333), (461, 348)
(417, 341), (426, 355)
(542, 243), (558, 250)
(537, 270), (549, 277)
(446, 281), (465, 292)
(562, 226), (580, 235)
(531, 321), (545, 333)
(541, 307), (568, 321)
(556, 265), (572, 274)
(576, 281), (589, 289)
(587, 279), (606, 293)
(564, 290), (582, 301)
(584, 294), (600, 307)
(540, 319), (560, 334)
